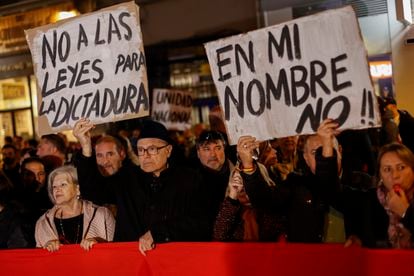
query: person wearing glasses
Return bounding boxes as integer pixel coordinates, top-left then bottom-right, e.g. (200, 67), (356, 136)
(73, 119), (210, 255)
(133, 120), (210, 255)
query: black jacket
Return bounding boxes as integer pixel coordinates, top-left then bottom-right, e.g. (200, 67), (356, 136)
(343, 186), (414, 248)
(241, 148), (339, 243)
(136, 165), (210, 242)
(74, 153), (210, 242)
(73, 153), (144, 241)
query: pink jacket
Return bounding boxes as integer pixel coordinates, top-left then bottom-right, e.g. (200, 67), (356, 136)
(35, 200), (115, 247)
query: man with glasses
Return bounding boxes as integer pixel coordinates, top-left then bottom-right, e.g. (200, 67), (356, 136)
(73, 119), (209, 255)
(134, 120), (210, 255)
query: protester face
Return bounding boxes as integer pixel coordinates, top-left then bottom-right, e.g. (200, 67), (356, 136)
(303, 136), (323, 174)
(2, 147), (17, 166)
(52, 173), (80, 206)
(95, 142), (125, 176)
(259, 144), (278, 168)
(24, 161), (46, 187)
(279, 136), (298, 153)
(380, 151), (414, 192)
(137, 138), (172, 176)
(197, 140), (226, 171)
(303, 135), (342, 175)
(37, 138), (56, 158)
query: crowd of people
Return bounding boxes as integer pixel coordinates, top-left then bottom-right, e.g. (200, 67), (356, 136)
(1, 97), (414, 253)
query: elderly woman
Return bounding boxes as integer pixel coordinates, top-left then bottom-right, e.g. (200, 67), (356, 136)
(345, 143), (414, 248)
(35, 165), (115, 252)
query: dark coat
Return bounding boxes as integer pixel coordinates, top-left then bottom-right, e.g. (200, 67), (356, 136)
(398, 110), (414, 153)
(136, 165), (210, 242)
(74, 153), (210, 242)
(73, 153), (144, 241)
(0, 205), (29, 249)
(213, 197), (284, 241)
(196, 160), (231, 227)
(343, 186), (414, 248)
(241, 148), (340, 243)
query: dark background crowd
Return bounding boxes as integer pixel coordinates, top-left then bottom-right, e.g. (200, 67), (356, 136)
(1, 96), (414, 252)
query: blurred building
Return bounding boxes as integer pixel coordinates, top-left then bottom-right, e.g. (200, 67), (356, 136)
(0, 0), (412, 146)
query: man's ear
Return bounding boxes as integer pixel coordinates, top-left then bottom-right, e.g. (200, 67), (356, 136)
(166, 144), (173, 158)
(119, 149), (127, 160)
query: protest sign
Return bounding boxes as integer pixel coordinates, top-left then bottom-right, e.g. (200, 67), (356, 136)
(152, 88), (193, 131)
(25, 1), (149, 135)
(205, 6), (380, 144)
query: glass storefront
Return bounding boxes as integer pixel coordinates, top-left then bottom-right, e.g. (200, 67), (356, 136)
(0, 76), (37, 147)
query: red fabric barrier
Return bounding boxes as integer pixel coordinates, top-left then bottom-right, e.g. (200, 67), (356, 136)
(1, 242), (413, 276)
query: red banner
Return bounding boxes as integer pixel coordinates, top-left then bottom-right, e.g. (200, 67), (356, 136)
(1, 242), (413, 275)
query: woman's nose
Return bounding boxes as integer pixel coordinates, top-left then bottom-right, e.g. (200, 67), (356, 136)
(392, 169), (400, 179)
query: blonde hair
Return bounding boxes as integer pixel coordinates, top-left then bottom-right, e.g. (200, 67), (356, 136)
(47, 165), (79, 204)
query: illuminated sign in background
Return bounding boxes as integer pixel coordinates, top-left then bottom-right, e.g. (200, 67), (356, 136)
(369, 61), (392, 79)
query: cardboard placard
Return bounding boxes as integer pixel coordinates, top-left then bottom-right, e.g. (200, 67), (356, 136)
(25, 1), (149, 135)
(205, 6), (380, 144)
(152, 88), (193, 131)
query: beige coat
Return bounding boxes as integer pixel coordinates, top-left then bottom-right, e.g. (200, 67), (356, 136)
(35, 200), (115, 247)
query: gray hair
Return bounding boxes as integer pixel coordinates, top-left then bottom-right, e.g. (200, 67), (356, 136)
(47, 165), (79, 204)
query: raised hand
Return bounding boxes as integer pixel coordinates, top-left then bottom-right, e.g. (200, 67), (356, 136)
(236, 136), (260, 171)
(317, 118), (339, 158)
(228, 169), (244, 200)
(73, 118), (95, 157)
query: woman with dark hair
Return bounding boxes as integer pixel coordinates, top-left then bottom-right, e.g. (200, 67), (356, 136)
(35, 165), (115, 252)
(345, 143), (414, 248)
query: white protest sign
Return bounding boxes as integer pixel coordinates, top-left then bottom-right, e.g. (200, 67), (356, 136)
(25, 1), (149, 135)
(152, 88), (193, 131)
(205, 6), (380, 144)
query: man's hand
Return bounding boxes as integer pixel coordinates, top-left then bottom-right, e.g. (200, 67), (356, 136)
(317, 118), (339, 158)
(73, 118), (95, 157)
(138, 230), (155, 256)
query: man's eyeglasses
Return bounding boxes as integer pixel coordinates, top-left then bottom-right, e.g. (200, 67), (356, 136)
(137, 144), (169, 156)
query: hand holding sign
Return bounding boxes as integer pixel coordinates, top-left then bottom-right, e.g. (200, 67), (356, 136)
(73, 118), (94, 157)
(237, 135), (260, 171)
(25, 2), (149, 135)
(205, 6), (380, 144)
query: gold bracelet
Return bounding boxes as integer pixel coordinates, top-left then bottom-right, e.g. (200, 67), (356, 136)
(242, 166), (255, 173)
